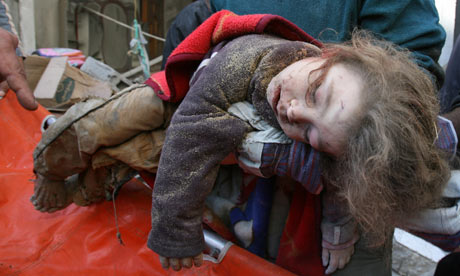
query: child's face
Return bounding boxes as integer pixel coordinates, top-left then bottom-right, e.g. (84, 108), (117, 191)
(266, 58), (363, 156)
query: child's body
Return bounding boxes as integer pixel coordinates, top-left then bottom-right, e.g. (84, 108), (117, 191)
(31, 13), (451, 275)
(148, 34), (324, 259)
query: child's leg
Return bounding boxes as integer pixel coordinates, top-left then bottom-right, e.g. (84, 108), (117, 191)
(32, 162), (137, 212)
(32, 130), (166, 212)
(92, 129), (166, 173)
(32, 84), (166, 212)
(72, 163), (137, 207)
(31, 174), (72, 213)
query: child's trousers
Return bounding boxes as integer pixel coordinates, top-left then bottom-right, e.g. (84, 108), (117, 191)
(33, 84), (171, 205)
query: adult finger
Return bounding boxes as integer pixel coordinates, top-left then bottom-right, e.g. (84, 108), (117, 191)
(193, 253), (203, 267)
(7, 66), (38, 110)
(0, 29), (37, 110)
(0, 81), (8, 98)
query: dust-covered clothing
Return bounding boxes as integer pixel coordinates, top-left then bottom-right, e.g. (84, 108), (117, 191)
(147, 34), (322, 258)
(33, 84), (170, 205)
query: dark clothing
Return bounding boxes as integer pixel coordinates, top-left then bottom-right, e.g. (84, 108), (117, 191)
(164, 0), (445, 86)
(434, 252), (460, 276)
(148, 34), (321, 257)
(440, 38), (460, 114)
(211, 0), (446, 86)
(161, 0), (213, 69)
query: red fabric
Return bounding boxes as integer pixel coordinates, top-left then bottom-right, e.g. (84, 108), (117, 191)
(145, 10), (321, 102)
(277, 183), (325, 276)
(0, 91), (296, 275)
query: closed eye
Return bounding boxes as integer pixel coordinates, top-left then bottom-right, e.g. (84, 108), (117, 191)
(305, 81), (320, 106)
(304, 124), (311, 143)
(305, 66), (326, 106)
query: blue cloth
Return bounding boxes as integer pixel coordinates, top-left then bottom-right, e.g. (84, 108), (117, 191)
(439, 37), (460, 114)
(211, 0), (446, 86)
(230, 177), (275, 257)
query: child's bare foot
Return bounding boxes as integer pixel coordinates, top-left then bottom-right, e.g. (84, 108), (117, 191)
(30, 174), (76, 213)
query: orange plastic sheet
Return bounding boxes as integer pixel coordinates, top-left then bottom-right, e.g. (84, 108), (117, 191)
(0, 91), (296, 276)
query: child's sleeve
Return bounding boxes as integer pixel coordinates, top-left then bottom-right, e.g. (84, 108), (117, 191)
(238, 132), (358, 248)
(321, 184), (359, 250)
(147, 58), (254, 258)
(260, 141), (323, 194)
(230, 101), (323, 195)
(148, 36), (320, 258)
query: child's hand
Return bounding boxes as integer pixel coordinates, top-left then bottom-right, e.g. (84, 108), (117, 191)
(322, 245), (354, 274)
(159, 253), (203, 271)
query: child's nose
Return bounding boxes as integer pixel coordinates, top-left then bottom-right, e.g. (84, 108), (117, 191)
(288, 101), (309, 123)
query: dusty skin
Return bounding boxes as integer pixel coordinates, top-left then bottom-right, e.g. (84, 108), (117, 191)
(30, 174), (77, 213)
(159, 253), (203, 271)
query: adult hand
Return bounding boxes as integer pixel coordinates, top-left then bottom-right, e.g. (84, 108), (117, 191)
(159, 253), (203, 271)
(322, 245), (355, 274)
(0, 27), (37, 110)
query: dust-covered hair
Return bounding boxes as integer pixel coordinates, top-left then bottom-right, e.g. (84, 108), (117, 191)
(319, 30), (451, 247)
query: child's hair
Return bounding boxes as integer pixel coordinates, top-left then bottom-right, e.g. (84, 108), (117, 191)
(319, 30), (451, 247)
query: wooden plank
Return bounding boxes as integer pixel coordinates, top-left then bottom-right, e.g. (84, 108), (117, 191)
(33, 57), (68, 105)
(142, 0), (164, 58)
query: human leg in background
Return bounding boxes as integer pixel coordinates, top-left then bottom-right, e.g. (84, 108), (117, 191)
(161, 0), (212, 69)
(331, 230), (393, 276)
(439, 37), (460, 141)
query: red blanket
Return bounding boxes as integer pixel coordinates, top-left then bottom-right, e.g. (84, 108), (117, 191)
(0, 91), (296, 276)
(145, 10), (321, 103)
(145, 10), (324, 276)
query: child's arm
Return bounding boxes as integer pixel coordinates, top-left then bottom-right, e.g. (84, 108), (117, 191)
(244, 141), (358, 274)
(148, 35), (319, 267)
(147, 41), (256, 264)
(231, 102), (323, 195)
(320, 185), (359, 274)
(235, 118), (357, 274)
(148, 86), (253, 262)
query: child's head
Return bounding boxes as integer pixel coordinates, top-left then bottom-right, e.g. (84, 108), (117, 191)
(266, 57), (364, 156)
(323, 31), (451, 247)
(269, 30), (450, 247)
